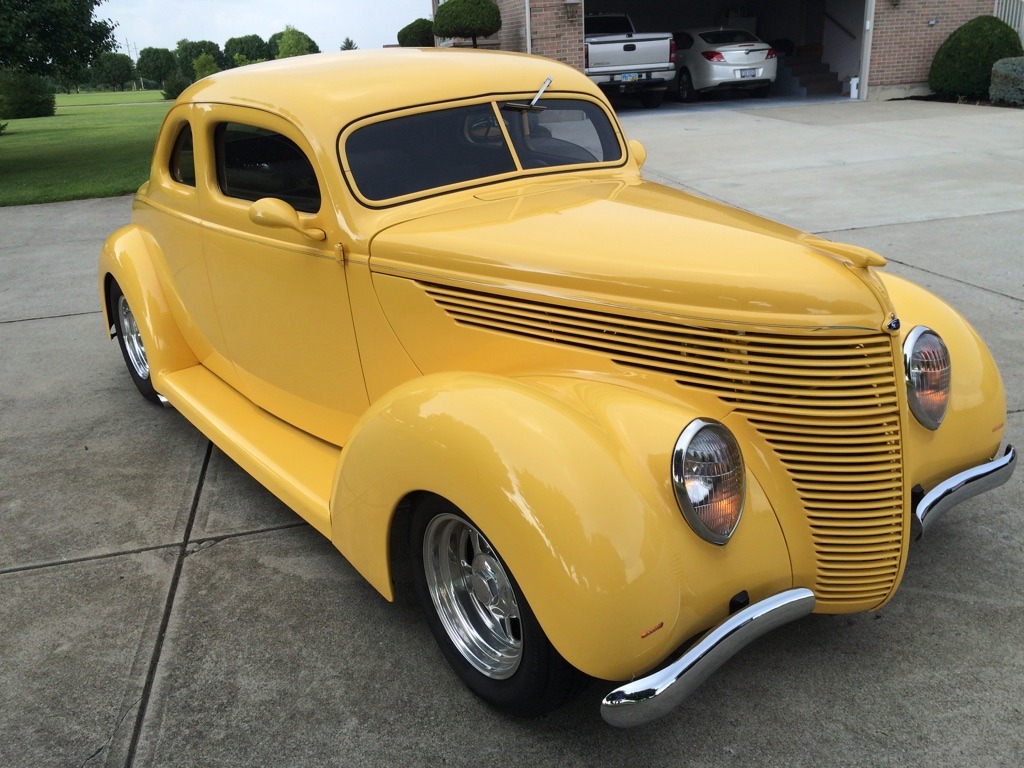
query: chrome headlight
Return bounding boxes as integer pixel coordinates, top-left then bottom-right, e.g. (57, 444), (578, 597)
(904, 326), (951, 430)
(671, 420), (745, 545)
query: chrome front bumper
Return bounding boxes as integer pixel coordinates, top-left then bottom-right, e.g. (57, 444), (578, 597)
(601, 588), (815, 728)
(913, 445), (1017, 538)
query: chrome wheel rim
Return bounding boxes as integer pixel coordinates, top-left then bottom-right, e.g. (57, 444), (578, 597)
(423, 513), (522, 679)
(117, 294), (149, 379)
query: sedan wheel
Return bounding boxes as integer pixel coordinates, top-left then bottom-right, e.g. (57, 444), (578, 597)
(678, 70), (697, 102)
(411, 496), (585, 715)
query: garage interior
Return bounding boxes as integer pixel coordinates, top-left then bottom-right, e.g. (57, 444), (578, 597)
(585, 1), (868, 98)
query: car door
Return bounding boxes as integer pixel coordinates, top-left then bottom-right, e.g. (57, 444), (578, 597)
(197, 105), (368, 447)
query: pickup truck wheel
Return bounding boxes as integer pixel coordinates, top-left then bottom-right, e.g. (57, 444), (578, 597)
(411, 496), (585, 716)
(640, 89), (664, 109)
(108, 280), (161, 404)
(677, 70), (697, 102)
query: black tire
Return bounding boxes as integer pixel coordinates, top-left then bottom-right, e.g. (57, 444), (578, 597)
(677, 70), (698, 102)
(108, 280), (161, 404)
(640, 89), (665, 109)
(410, 495), (586, 716)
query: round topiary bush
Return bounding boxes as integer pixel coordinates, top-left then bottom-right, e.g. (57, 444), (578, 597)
(990, 57), (1024, 107)
(398, 18), (435, 47)
(0, 70), (57, 119)
(929, 15), (1024, 100)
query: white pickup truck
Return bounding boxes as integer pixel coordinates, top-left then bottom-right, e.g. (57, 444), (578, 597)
(584, 14), (675, 108)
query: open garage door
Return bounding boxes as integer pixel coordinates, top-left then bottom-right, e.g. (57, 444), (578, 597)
(585, 0), (869, 101)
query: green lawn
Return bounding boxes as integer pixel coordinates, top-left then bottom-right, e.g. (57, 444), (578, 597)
(0, 93), (172, 207)
(55, 90), (168, 107)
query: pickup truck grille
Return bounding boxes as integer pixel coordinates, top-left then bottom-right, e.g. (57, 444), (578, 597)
(424, 282), (905, 610)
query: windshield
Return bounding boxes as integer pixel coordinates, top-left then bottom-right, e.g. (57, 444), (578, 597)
(343, 98), (623, 203)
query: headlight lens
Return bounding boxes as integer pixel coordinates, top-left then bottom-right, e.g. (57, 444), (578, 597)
(904, 326), (951, 430)
(672, 420), (745, 545)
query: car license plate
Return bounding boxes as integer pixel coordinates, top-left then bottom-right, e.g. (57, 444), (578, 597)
(740, 68), (757, 78)
(620, 73), (639, 82)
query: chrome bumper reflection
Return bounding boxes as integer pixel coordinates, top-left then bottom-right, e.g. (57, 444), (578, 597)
(913, 445), (1016, 538)
(601, 588), (815, 728)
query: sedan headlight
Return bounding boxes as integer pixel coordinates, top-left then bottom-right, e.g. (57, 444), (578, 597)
(672, 420), (745, 545)
(904, 326), (951, 430)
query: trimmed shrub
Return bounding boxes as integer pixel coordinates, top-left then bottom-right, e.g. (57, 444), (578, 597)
(0, 70), (56, 118)
(929, 16), (1024, 100)
(161, 73), (191, 101)
(990, 57), (1024, 107)
(433, 0), (502, 48)
(398, 18), (435, 47)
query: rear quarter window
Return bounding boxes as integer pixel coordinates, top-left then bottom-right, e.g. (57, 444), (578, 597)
(215, 123), (322, 213)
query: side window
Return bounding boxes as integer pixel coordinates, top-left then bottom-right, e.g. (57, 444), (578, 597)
(215, 123), (322, 213)
(169, 124), (195, 187)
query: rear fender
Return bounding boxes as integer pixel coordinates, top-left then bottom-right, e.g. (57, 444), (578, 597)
(99, 225), (197, 386)
(330, 372), (792, 680)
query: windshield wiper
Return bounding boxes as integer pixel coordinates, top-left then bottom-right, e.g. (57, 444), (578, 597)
(502, 77), (552, 112)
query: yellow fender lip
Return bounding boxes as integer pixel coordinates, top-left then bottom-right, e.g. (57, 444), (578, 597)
(601, 588), (816, 728)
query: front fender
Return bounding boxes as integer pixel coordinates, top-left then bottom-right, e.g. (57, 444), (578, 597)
(881, 273), (1008, 491)
(99, 225), (197, 387)
(330, 372), (792, 681)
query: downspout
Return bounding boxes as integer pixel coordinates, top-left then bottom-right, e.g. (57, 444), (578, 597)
(860, 0), (875, 100)
(525, 0), (533, 54)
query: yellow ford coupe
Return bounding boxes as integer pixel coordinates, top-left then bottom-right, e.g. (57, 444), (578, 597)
(100, 49), (1015, 727)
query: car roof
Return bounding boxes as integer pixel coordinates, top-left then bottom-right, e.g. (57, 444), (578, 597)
(177, 48), (600, 135)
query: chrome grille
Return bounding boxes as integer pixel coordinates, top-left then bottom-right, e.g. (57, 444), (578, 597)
(423, 282), (904, 608)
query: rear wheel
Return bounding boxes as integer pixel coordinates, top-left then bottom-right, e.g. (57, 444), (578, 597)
(677, 70), (697, 102)
(108, 280), (161, 404)
(410, 496), (585, 716)
(640, 89), (665, 109)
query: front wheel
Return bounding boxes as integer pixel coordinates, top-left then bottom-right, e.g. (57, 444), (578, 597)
(108, 280), (161, 404)
(410, 496), (585, 716)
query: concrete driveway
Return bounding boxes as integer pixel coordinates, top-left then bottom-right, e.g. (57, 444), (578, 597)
(1, 99), (1021, 767)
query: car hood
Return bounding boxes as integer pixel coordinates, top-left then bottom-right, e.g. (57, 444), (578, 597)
(369, 179), (895, 332)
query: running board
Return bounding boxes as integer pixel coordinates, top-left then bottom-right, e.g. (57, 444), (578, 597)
(158, 366), (339, 538)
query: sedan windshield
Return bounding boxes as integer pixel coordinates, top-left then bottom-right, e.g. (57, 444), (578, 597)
(343, 98), (622, 203)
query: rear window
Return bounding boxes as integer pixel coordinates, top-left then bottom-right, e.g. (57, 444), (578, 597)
(699, 30), (760, 45)
(344, 99), (622, 203)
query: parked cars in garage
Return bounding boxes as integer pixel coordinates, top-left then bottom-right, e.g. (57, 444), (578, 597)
(674, 27), (778, 101)
(100, 48), (1015, 727)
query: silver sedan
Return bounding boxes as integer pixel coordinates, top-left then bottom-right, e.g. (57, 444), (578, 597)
(673, 28), (777, 101)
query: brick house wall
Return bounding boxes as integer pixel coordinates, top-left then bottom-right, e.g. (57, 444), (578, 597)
(496, 0), (585, 70)
(869, 0), (994, 90)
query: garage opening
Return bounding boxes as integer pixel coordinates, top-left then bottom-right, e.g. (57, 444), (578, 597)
(585, 0), (868, 101)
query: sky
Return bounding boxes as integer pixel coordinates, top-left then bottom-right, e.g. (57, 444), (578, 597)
(99, 0), (433, 57)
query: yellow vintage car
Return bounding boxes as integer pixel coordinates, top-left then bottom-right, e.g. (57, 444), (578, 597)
(99, 49), (1015, 727)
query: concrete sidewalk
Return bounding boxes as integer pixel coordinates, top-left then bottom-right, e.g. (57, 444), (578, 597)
(1, 100), (1021, 767)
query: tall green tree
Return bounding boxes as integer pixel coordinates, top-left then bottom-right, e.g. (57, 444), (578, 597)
(193, 53), (221, 80)
(340, 37), (359, 51)
(91, 51), (135, 90)
(398, 18), (435, 48)
(136, 47), (178, 86)
(225, 34), (271, 67)
(0, 0), (117, 76)
(175, 39), (225, 81)
(433, 0), (501, 49)
(275, 26), (321, 59)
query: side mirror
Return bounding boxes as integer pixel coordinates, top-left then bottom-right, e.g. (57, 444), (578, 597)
(248, 198), (326, 241)
(629, 139), (647, 169)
